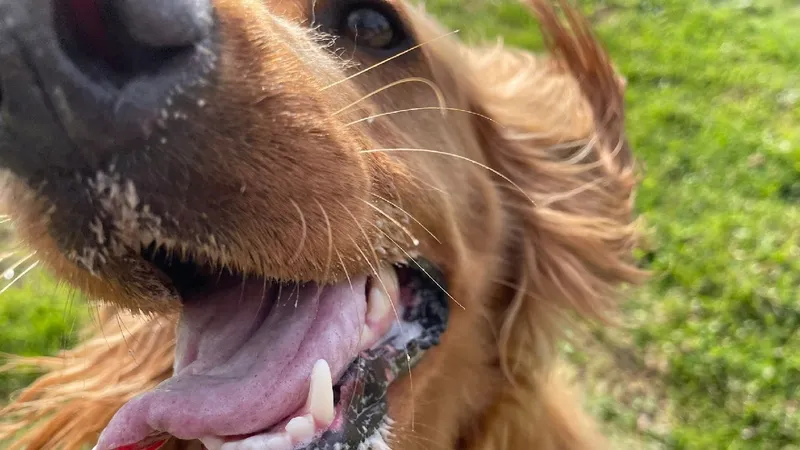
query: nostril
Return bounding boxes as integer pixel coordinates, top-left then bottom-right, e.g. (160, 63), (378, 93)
(115, 0), (214, 49)
(59, 0), (116, 66)
(53, 0), (213, 87)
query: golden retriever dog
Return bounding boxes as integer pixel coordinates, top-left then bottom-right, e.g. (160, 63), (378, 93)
(0, 0), (642, 448)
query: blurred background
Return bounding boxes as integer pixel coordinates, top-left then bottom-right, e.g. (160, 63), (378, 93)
(1, 0), (799, 448)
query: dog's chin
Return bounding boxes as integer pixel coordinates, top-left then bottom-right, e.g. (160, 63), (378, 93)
(93, 245), (449, 450)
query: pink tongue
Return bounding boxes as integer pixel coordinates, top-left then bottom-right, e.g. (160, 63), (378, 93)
(96, 277), (368, 449)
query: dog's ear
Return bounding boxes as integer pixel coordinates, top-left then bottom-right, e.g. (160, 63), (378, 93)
(445, 0), (644, 382)
(444, 2), (646, 447)
(409, 0), (643, 369)
(467, 0), (644, 370)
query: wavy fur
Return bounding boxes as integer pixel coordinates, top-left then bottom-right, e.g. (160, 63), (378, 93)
(0, 1), (643, 449)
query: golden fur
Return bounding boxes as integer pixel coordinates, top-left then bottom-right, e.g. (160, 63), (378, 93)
(0, 0), (644, 448)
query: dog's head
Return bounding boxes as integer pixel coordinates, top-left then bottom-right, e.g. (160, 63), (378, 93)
(0, 0), (640, 448)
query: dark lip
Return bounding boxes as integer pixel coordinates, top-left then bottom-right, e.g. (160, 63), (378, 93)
(299, 259), (449, 450)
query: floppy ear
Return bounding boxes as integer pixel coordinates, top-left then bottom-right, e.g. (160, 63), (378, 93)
(0, 308), (180, 450)
(468, 0), (642, 367)
(456, 1), (645, 447)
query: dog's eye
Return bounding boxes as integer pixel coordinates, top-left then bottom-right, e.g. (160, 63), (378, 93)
(316, 0), (413, 55)
(342, 8), (396, 49)
(335, 3), (408, 51)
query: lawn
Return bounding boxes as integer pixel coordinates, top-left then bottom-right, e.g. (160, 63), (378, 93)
(2, 0), (799, 448)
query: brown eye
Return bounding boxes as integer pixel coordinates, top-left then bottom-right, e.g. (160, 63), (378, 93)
(342, 7), (403, 49)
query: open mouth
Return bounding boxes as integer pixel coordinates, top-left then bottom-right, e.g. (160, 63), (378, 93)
(95, 245), (449, 450)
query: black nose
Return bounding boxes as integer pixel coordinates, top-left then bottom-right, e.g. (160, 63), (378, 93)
(57, 0), (213, 77)
(0, 0), (216, 175)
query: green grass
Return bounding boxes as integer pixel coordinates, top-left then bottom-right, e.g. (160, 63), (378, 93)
(2, 0), (800, 448)
(0, 270), (85, 399)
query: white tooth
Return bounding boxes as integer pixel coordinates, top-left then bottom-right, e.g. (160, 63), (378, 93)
(200, 436), (224, 450)
(263, 435), (293, 450)
(224, 432), (292, 450)
(306, 359), (335, 427)
(285, 415), (315, 443)
(220, 439), (241, 450)
(368, 266), (398, 324)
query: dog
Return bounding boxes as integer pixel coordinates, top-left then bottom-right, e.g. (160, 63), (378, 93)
(0, 0), (643, 448)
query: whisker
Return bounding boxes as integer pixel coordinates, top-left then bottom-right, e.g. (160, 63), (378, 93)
(253, 276), (270, 332)
(288, 199), (308, 264)
(321, 30), (459, 91)
(113, 311), (132, 359)
(61, 287), (75, 352)
(240, 273), (248, 307)
(359, 148), (537, 207)
(114, 310), (137, 364)
(90, 303), (112, 350)
(0, 251), (18, 265)
(336, 202), (381, 269)
(336, 247), (368, 349)
(339, 201), (405, 323)
(345, 236), (417, 429)
(406, 348), (416, 432)
(0, 218), (10, 224)
(347, 237), (402, 327)
(336, 250), (354, 295)
(315, 198), (334, 289)
(61, 290), (82, 367)
(405, 172), (451, 196)
(346, 106), (499, 127)
(116, 305), (141, 348)
(0, 260), (39, 296)
(337, 201), (409, 342)
(216, 265), (226, 287)
(361, 199), (419, 244)
(308, 198), (336, 305)
(333, 77), (447, 117)
(370, 193), (441, 244)
(335, 247), (372, 386)
(370, 224), (465, 311)
(243, 273), (269, 334)
(1, 251), (38, 279)
(348, 221), (427, 431)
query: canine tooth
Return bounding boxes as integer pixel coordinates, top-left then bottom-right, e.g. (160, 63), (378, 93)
(306, 359), (335, 426)
(368, 266), (398, 324)
(200, 436), (224, 450)
(285, 415), (315, 443)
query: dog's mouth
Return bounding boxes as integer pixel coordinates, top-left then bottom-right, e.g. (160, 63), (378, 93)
(95, 246), (448, 450)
